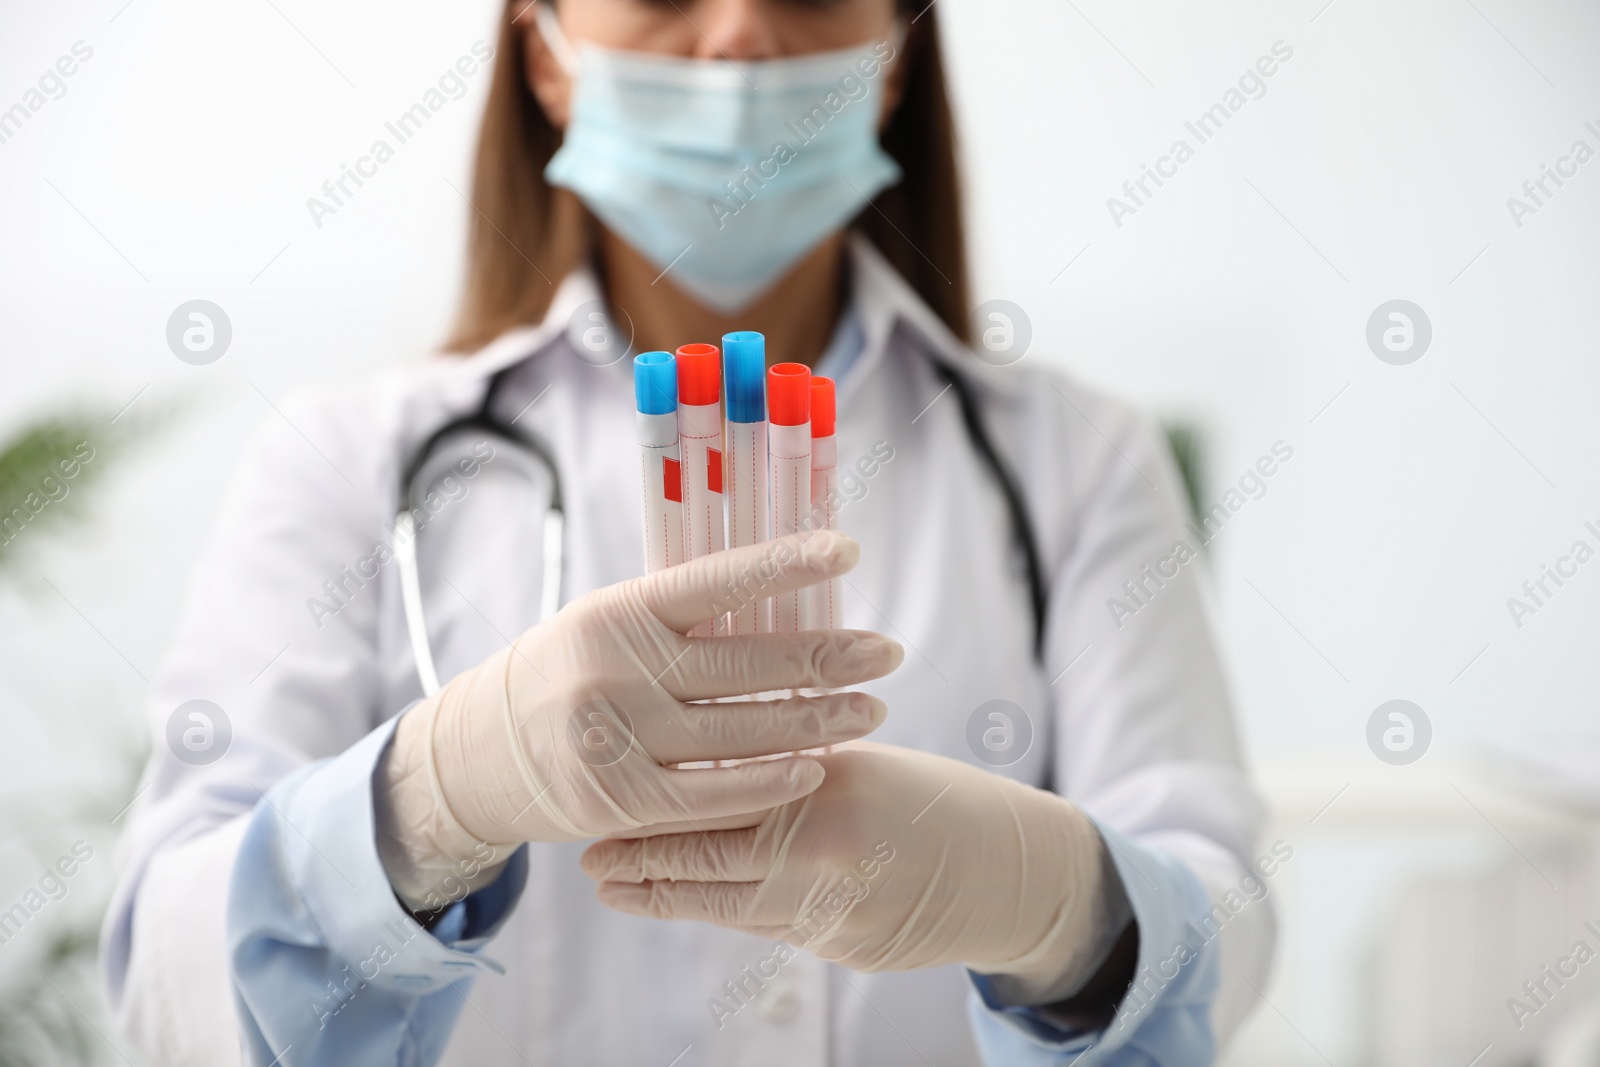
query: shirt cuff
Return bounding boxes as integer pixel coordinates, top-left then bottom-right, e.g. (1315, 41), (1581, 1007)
(237, 715), (528, 996)
(966, 819), (1219, 1063)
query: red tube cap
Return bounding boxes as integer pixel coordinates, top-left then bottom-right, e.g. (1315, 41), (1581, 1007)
(676, 343), (721, 406)
(810, 377), (835, 437)
(768, 363), (811, 426)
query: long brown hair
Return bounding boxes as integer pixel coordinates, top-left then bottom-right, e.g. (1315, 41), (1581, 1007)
(444, 1), (970, 353)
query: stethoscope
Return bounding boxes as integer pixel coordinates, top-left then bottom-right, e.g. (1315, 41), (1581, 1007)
(392, 364), (565, 696)
(391, 350), (1048, 699)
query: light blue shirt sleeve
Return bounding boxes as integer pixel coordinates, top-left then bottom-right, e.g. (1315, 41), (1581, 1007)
(966, 821), (1220, 1066)
(227, 715), (529, 1067)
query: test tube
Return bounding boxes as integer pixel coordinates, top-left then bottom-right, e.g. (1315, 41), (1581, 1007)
(767, 362), (812, 634)
(634, 351), (684, 575)
(807, 376), (838, 631)
(676, 343), (726, 636)
(722, 331), (772, 636)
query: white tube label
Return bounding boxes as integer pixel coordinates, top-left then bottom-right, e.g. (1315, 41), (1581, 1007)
(808, 433), (838, 630)
(769, 421), (811, 634)
(638, 411), (683, 574)
(725, 419), (771, 635)
(679, 401), (726, 635)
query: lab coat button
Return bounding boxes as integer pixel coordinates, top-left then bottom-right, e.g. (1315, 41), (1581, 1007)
(753, 980), (799, 1023)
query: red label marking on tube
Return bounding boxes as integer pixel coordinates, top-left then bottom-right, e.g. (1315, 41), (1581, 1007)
(663, 457), (682, 503)
(707, 448), (722, 494)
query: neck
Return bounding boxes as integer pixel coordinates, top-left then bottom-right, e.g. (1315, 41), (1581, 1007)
(594, 228), (846, 368)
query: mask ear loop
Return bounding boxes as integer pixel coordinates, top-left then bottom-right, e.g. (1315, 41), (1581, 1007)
(532, 1), (581, 77)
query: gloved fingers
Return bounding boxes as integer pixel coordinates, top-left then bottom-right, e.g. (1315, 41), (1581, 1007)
(602, 808), (770, 839)
(657, 631), (903, 701)
(581, 826), (772, 884)
(595, 879), (760, 926)
(729, 924), (801, 942)
(639, 691), (886, 764)
(634, 757), (824, 828)
(632, 531), (859, 634)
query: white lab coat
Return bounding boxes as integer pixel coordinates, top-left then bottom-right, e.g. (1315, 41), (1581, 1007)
(103, 237), (1272, 1066)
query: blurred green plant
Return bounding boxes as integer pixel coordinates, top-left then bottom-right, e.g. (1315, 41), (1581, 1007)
(1162, 421), (1205, 529)
(0, 928), (98, 1067)
(0, 406), (152, 1065)
(0, 412), (128, 574)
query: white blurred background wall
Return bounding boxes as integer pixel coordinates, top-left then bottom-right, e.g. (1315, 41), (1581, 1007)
(2, 0), (1598, 1063)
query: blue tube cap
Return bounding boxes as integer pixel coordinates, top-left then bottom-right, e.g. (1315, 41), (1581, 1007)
(722, 331), (765, 424)
(634, 351), (677, 415)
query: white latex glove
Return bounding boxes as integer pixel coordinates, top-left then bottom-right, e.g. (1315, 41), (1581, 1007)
(581, 741), (1129, 1005)
(376, 532), (904, 910)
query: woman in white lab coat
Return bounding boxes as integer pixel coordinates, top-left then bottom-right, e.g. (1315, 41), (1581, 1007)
(103, 1), (1272, 1064)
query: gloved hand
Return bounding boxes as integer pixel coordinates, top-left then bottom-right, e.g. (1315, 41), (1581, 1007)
(376, 532), (904, 910)
(581, 741), (1129, 1005)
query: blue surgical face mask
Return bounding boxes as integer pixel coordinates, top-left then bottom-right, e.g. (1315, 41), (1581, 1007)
(536, 5), (904, 314)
